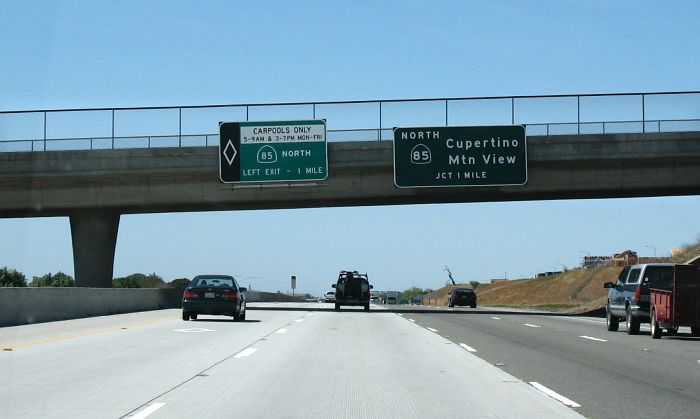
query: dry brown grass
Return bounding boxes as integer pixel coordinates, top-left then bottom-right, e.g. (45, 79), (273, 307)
(671, 237), (700, 263)
(424, 266), (621, 313)
(421, 239), (700, 314)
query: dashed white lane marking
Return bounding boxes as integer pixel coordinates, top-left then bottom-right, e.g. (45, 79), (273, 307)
(529, 382), (581, 408)
(459, 343), (477, 352)
(294, 319), (304, 323)
(579, 335), (607, 342)
(131, 402), (166, 419)
(524, 324), (541, 328)
(274, 328), (287, 334)
(491, 316), (501, 320)
(409, 319), (415, 322)
(427, 327), (438, 332)
(234, 348), (258, 359)
(397, 313), (404, 316)
(173, 328), (215, 333)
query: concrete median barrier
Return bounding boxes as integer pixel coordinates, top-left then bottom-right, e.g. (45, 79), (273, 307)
(0, 287), (183, 327)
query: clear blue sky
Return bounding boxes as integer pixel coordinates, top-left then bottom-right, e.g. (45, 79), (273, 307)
(2, 1), (699, 295)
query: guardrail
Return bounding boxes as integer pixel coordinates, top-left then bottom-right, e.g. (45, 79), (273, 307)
(1, 91), (699, 152)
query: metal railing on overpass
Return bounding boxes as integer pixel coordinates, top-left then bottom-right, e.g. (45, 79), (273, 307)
(1, 91), (699, 152)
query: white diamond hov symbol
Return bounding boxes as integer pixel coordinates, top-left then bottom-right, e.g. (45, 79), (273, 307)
(223, 139), (237, 166)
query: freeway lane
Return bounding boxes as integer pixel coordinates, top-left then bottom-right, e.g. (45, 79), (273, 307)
(0, 307), (582, 418)
(1, 309), (306, 418)
(403, 306), (700, 419)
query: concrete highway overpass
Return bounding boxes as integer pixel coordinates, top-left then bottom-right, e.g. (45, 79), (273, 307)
(2, 131), (700, 287)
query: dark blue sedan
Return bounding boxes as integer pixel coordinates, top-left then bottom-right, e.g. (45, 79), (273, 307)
(182, 275), (247, 321)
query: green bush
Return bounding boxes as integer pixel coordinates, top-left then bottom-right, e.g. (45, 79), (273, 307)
(167, 278), (190, 289)
(400, 286), (434, 301)
(113, 273), (165, 288)
(113, 275), (142, 288)
(31, 272), (74, 287)
(0, 266), (27, 287)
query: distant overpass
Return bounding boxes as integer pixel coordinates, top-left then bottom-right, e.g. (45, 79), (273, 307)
(1, 92), (699, 287)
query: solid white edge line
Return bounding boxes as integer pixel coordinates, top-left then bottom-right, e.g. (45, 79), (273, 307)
(131, 402), (166, 419)
(459, 343), (477, 352)
(274, 328), (287, 334)
(529, 382), (581, 408)
(427, 327), (438, 332)
(579, 335), (607, 342)
(562, 317), (606, 324)
(234, 347), (258, 359)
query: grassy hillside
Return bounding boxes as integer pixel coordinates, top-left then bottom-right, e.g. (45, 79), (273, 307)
(671, 237), (700, 263)
(422, 239), (699, 314)
(425, 266), (622, 314)
(476, 266), (621, 312)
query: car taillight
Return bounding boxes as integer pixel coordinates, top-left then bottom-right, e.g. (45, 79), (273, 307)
(223, 290), (238, 301)
(635, 287), (641, 301)
(184, 290), (198, 299)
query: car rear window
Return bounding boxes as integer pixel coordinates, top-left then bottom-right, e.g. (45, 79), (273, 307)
(455, 290), (474, 296)
(626, 269), (641, 284)
(191, 277), (235, 288)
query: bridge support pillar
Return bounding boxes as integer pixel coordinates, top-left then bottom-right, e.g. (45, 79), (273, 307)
(70, 210), (120, 288)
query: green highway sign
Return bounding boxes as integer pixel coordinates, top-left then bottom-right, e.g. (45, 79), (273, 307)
(219, 120), (328, 183)
(393, 125), (527, 188)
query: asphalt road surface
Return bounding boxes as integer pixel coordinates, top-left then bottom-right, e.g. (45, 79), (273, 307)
(1, 305), (583, 418)
(397, 304), (700, 419)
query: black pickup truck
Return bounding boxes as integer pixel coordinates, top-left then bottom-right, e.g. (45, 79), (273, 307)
(604, 263), (675, 335)
(332, 270), (373, 311)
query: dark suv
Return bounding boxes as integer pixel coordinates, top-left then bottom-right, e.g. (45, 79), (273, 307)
(332, 270), (373, 311)
(604, 263), (674, 334)
(448, 288), (477, 308)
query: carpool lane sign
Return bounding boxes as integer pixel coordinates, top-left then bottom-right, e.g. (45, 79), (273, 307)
(219, 120), (328, 183)
(393, 125), (527, 187)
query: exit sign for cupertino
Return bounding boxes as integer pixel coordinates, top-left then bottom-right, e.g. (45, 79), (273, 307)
(219, 120), (328, 183)
(393, 125), (527, 188)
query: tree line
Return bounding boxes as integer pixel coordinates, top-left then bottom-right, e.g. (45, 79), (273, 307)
(0, 266), (190, 288)
(399, 286), (435, 301)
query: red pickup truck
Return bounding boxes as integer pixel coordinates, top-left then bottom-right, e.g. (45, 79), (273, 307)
(649, 264), (700, 339)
